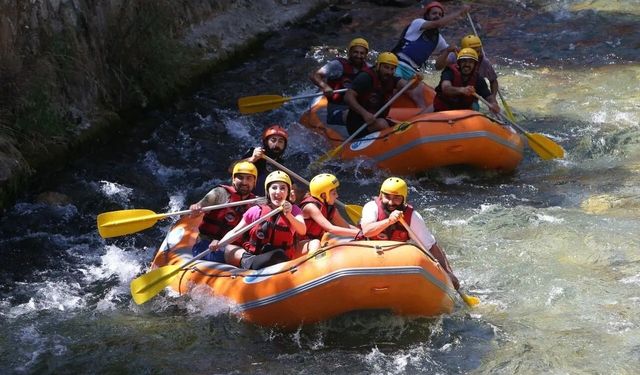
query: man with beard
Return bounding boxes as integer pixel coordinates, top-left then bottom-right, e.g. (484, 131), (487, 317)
(433, 48), (500, 113)
(188, 161), (257, 262)
(445, 35), (500, 111)
(391, 1), (471, 109)
(236, 125), (288, 196)
(343, 52), (418, 137)
(360, 177), (460, 289)
(309, 38), (374, 125)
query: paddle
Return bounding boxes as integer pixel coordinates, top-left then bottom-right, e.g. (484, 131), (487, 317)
(466, 13), (518, 124)
(97, 197), (265, 239)
(473, 93), (565, 160)
(238, 89), (347, 115)
(262, 155), (363, 224)
(130, 205), (284, 304)
(312, 75), (419, 167)
(398, 217), (480, 307)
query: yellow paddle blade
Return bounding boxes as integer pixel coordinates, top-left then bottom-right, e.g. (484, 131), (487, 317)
(525, 132), (565, 160)
(459, 292), (480, 307)
(344, 204), (363, 225)
(97, 209), (161, 238)
(130, 264), (183, 304)
(237, 95), (288, 114)
(499, 94), (517, 123)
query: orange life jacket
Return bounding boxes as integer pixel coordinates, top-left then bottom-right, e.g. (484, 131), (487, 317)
(369, 196), (413, 241)
(198, 185), (255, 245)
(299, 195), (336, 240)
(243, 204), (295, 257)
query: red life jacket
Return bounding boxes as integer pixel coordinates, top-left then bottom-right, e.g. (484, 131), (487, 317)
(369, 196), (414, 241)
(328, 58), (374, 103)
(357, 70), (400, 118)
(299, 195), (336, 240)
(433, 63), (478, 111)
(198, 185), (255, 245)
(243, 204), (295, 256)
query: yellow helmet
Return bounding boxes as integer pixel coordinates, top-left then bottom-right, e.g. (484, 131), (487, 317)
(457, 47), (479, 62)
(232, 161), (257, 179)
(460, 34), (482, 49)
(310, 174), (339, 201)
(348, 37), (369, 52)
(377, 52), (399, 67)
(380, 177), (408, 202)
(264, 170), (292, 193)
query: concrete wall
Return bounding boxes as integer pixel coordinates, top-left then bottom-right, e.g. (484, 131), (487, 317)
(0, 0), (324, 209)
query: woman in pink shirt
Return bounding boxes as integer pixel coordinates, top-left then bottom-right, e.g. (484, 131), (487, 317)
(219, 171), (306, 269)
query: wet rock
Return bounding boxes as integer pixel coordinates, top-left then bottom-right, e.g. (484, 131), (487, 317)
(35, 191), (72, 206)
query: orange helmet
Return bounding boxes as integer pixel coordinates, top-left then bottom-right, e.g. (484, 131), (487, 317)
(261, 125), (288, 147)
(424, 1), (445, 18)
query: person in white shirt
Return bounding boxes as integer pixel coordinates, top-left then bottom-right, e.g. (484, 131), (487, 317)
(360, 177), (460, 289)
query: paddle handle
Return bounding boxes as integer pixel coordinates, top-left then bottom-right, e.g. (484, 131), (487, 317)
(399, 218), (478, 306)
(342, 76), (419, 146)
(155, 197), (265, 219)
(467, 13), (516, 122)
(398, 218), (437, 263)
(180, 206), (284, 270)
(473, 93), (527, 133)
(262, 155), (350, 210)
(296, 88), (347, 101)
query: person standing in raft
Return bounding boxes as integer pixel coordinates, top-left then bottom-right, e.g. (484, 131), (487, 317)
(297, 174), (360, 255)
(445, 34), (500, 111)
(188, 161), (257, 262)
(360, 177), (460, 289)
(390, 1), (471, 109)
(343, 52), (421, 138)
(234, 124), (289, 197)
(309, 37), (374, 125)
(433, 47), (500, 114)
(220, 171), (306, 270)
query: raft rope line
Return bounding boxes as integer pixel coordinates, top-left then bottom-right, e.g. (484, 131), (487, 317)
(184, 241), (437, 279)
(320, 112), (505, 143)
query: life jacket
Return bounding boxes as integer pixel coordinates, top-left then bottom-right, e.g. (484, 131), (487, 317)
(328, 58), (374, 103)
(198, 185), (255, 244)
(395, 28), (440, 67)
(243, 204), (295, 257)
(433, 63), (478, 111)
(369, 197), (414, 241)
(357, 70), (400, 118)
(299, 195), (336, 240)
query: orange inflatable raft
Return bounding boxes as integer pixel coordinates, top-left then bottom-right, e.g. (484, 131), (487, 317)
(299, 86), (524, 174)
(150, 214), (456, 329)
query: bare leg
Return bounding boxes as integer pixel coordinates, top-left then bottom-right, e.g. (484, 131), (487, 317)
(224, 245), (246, 267)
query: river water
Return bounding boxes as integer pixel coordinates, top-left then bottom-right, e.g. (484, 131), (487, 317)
(1, 1), (639, 374)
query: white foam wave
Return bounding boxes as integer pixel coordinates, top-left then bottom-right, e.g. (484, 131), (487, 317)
(184, 284), (239, 317)
(98, 180), (133, 204)
(620, 274), (640, 285)
(7, 281), (86, 318)
(142, 151), (186, 183)
(84, 245), (143, 285)
(14, 325), (70, 373)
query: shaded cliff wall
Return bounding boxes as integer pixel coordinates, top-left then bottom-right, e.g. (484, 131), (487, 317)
(0, 0), (323, 210)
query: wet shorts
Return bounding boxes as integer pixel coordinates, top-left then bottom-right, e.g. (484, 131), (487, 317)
(395, 60), (418, 80)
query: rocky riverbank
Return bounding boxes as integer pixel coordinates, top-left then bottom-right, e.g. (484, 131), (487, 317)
(0, 0), (324, 210)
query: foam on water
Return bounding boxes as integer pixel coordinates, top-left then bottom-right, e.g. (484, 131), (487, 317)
(142, 151), (186, 184)
(97, 180), (133, 205)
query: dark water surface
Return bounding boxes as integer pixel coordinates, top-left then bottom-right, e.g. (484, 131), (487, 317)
(1, 1), (639, 373)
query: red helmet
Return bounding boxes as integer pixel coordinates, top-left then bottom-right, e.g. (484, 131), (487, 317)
(424, 1), (445, 18)
(261, 125), (288, 145)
